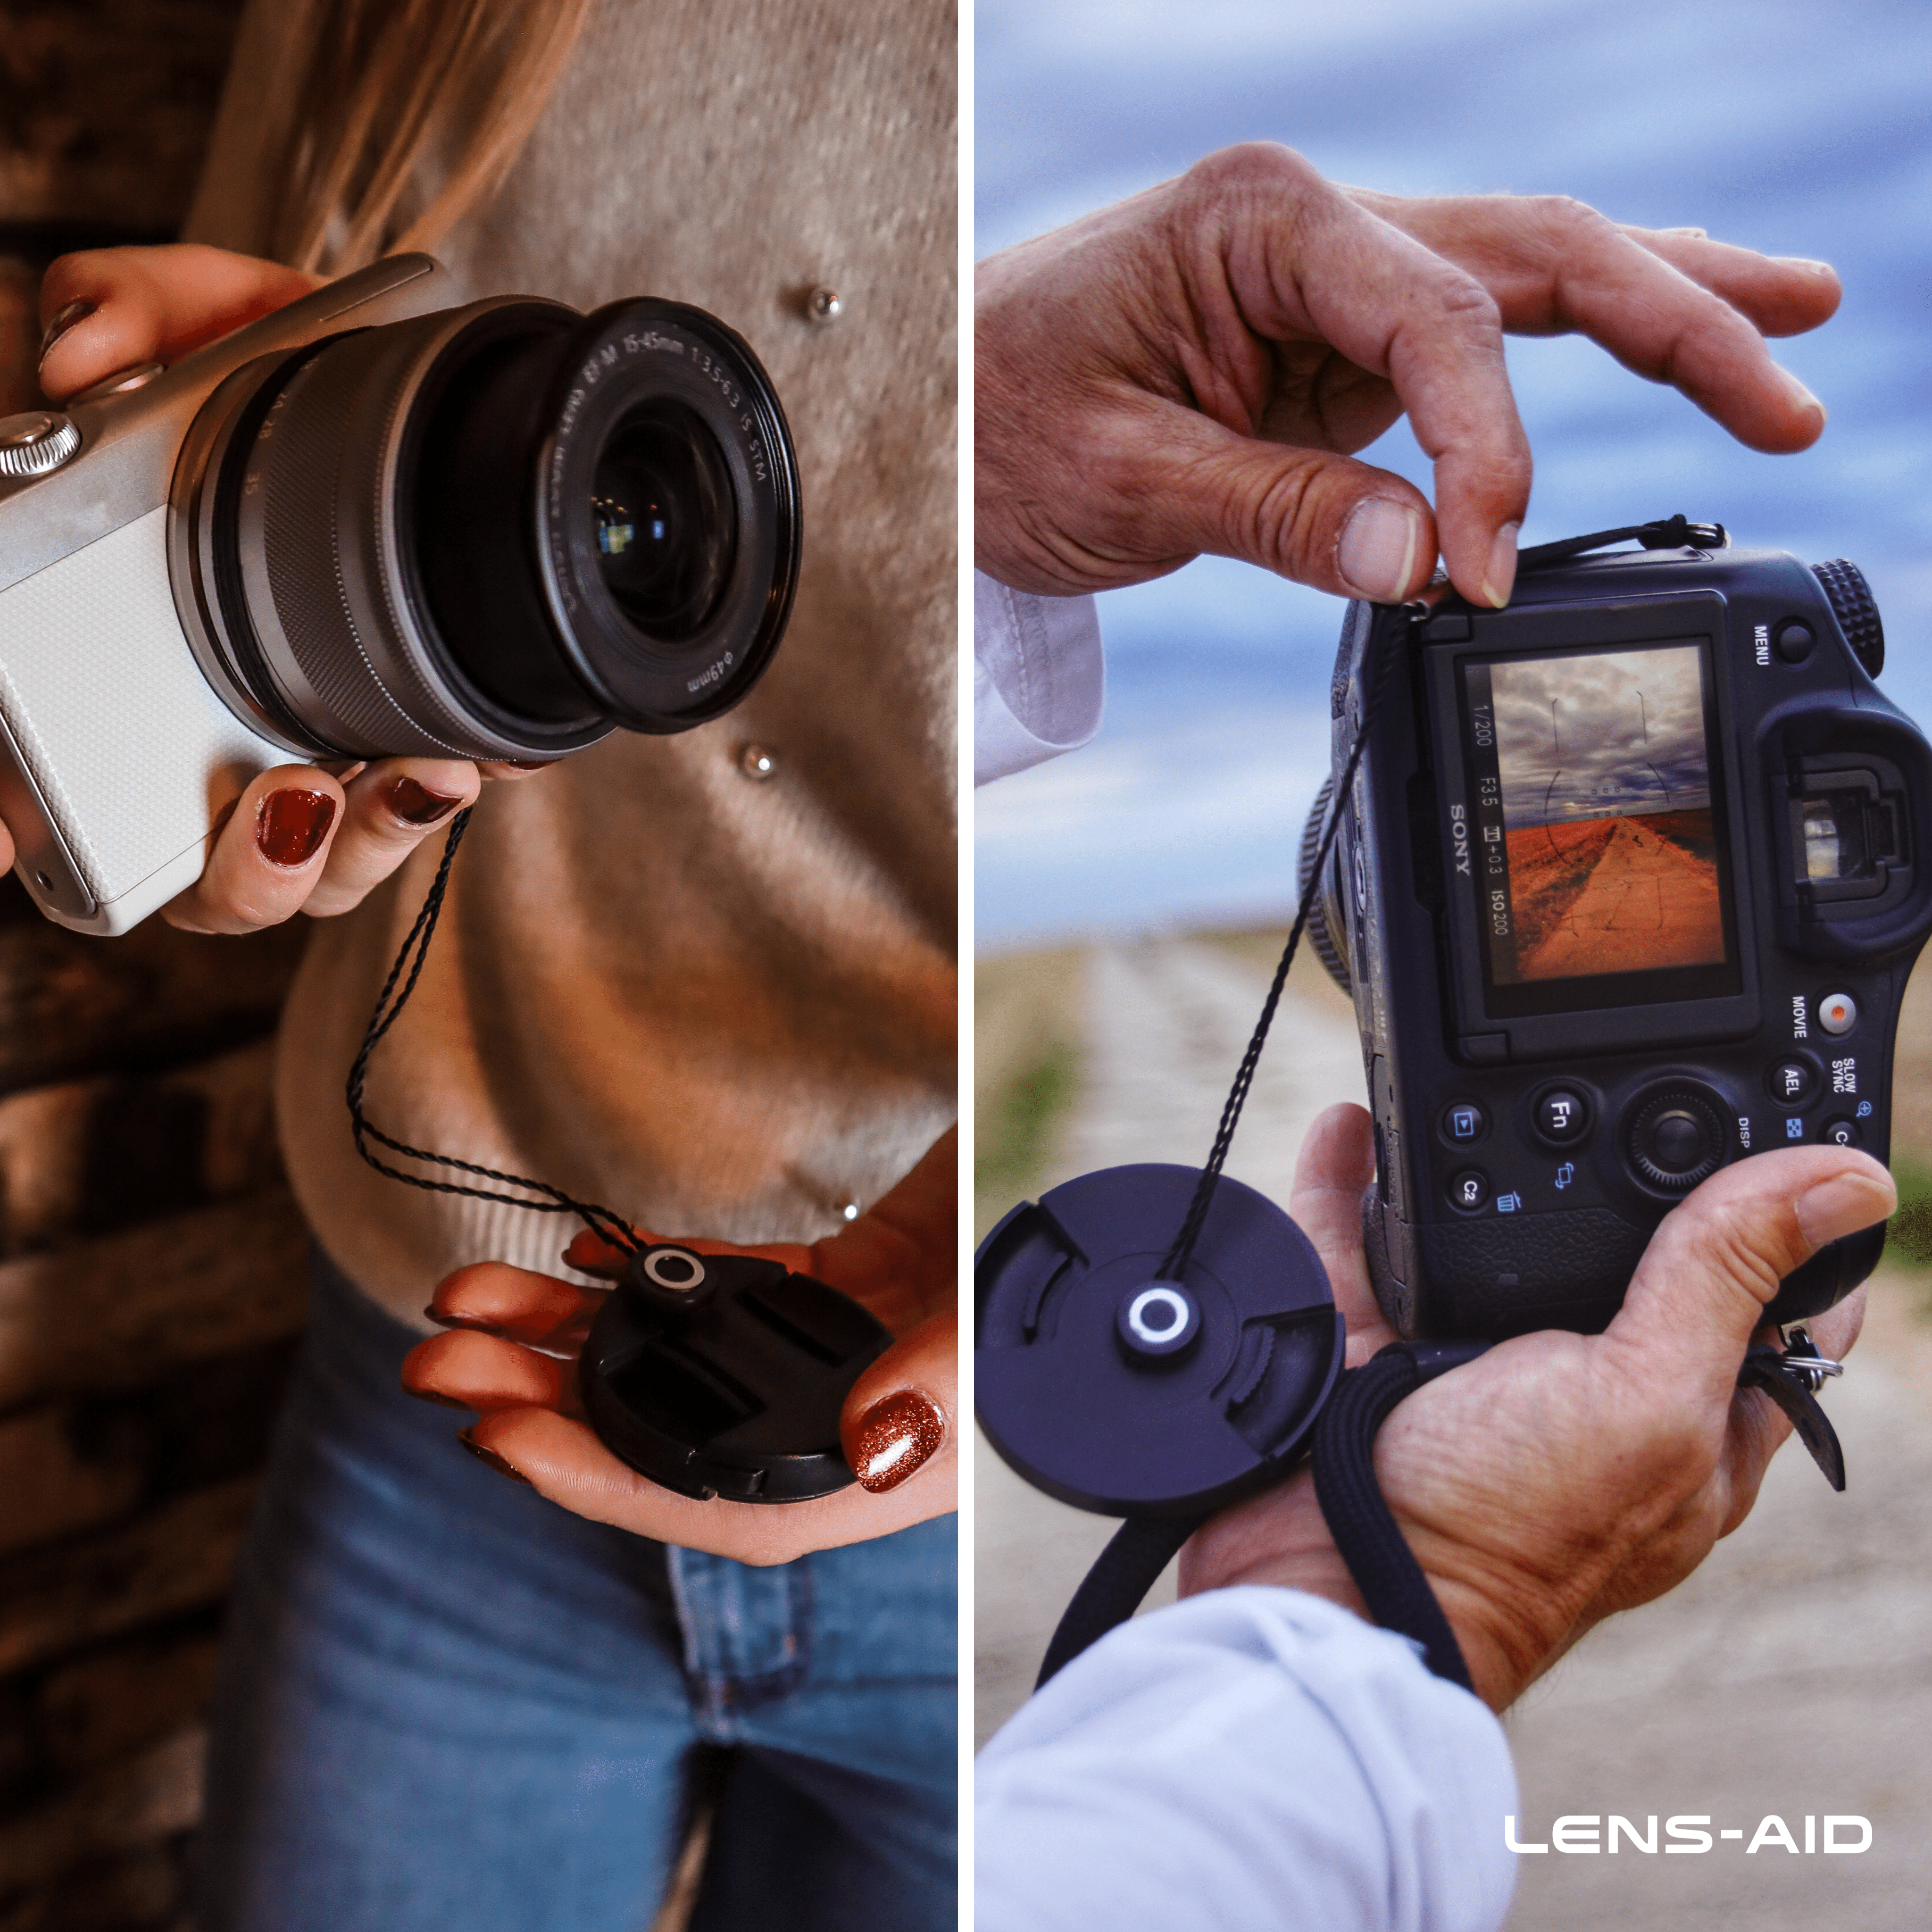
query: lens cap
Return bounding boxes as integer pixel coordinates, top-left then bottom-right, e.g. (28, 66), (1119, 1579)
(580, 1244), (892, 1503)
(975, 1165), (1344, 1518)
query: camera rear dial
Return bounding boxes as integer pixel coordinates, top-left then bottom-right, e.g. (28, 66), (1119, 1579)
(1622, 1082), (1730, 1195)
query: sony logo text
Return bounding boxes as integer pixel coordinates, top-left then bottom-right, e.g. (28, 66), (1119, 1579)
(1506, 1814), (1871, 1855)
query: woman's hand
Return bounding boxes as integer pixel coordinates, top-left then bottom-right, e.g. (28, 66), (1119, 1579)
(400, 1129), (958, 1565)
(1180, 1103), (1889, 1711)
(976, 142), (1840, 608)
(27, 244), (541, 931)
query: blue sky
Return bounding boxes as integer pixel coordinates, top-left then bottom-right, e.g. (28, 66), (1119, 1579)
(974, 0), (1932, 949)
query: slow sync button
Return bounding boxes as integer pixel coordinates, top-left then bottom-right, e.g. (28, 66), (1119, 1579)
(1769, 1060), (1815, 1106)
(1819, 992), (1858, 1037)
(1535, 1090), (1588, 1142)
(1449, 1169), (1491, 1211)
(1442, 1101), (1487, 1144)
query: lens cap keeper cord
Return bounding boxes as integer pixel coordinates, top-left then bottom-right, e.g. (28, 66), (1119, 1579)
(1020, 516), (1849, 1694)
(342, 804), (899, 1507)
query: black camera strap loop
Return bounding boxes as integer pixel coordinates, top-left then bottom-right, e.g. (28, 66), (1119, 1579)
(345, 806), (641, 1257)
(1741, 1329), (1847, 1491)
(1516, 512), (1728, 575)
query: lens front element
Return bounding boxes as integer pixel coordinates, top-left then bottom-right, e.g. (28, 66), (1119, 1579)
(591, 400), (737, 643)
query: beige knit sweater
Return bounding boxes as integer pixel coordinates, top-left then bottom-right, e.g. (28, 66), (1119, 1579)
(185, 0), (958, 1325)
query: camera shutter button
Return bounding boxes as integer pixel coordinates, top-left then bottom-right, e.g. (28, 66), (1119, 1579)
(0, 411), (79, 477)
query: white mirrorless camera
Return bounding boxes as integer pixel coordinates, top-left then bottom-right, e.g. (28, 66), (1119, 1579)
(0, 254), (800, 932)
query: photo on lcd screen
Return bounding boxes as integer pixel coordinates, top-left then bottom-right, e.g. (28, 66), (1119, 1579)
(1480, 643), (1725, 984)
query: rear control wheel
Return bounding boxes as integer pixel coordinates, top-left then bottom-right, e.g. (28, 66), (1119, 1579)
(1626, 1088), (1727, 1193)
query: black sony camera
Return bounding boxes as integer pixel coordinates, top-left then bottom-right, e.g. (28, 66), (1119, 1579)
(1303, 526), (1932, 1339)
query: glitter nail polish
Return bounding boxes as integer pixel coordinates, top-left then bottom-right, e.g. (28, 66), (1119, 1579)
(850, 1388), (945, 1493)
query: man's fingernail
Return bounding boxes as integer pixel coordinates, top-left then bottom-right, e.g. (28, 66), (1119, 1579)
(503, 759), (549, 770)
(1780, 367), (1826, 423)
(255, 788), (337, 866)
(850, 1389), (945, 1493)
(458, 1428), (533, 1485)
(1658, 225), (1708, 239)
(1481, 522), (1521, 609)
(38, 298), (96, 366)
(1337, 498), (1421, 603)
(1795, 1172), (1895, 1249)
(405, 1384), (473, 1410)
(387, 776), (464, 826)
(1775, 256), (1835, 277)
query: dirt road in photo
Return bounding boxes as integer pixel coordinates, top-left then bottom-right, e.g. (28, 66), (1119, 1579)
(1510, 811), (1722, 978)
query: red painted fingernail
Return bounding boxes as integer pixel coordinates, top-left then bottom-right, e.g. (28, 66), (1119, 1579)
(405, 1383), (473, 1410)
(850, 1389), (945, 1493)
(423, 1305), (506, 1337)
(458, 1428), (533, 1485)
(38, 298), (95, 365)
(255, 788), (336, 866)
(387, 776), (464, 825)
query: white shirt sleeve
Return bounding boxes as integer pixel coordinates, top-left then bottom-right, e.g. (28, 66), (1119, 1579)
(974, 569), (1105, 786)
(974, 1586), (1518, 1932)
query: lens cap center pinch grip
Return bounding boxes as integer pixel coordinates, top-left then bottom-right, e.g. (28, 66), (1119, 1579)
(975, 1165), (1345, 1517)
(579, 1243), (893, 1503)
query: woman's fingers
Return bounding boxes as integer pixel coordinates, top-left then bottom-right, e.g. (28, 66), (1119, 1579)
(301, 759), (482, 917)
(456, 1405), (954, 1566)
(839, 1309), (957, 1495)
(161, 765), (345, 934)
(37, 244), (324, 400)
(402, 1327), (576, 1415)
(426, 1260), (606, 1357)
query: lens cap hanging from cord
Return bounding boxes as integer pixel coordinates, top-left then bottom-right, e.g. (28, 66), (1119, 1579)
(976, 1164), (1345, 1518)
(580, 1243), (893, 1503)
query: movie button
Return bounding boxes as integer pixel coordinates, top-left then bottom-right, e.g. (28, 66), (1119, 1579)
(1448, 1169), (1491, 1212)
(1768, 1060), (1815, 1106)
(1441, 1100), (1487, 1144)
(1822, 1117), (1860, 1148)
(1534, 1089), (1589, 1142)
(1818, 991), (1858, 1036)
(1774, 619), (1815, 665)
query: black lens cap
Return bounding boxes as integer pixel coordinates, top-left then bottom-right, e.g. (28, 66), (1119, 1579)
(580, 1243), (892, 1503)
(975, 1165), (1344, 1518)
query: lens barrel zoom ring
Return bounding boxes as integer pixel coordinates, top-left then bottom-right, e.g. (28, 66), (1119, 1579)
(1298, 775), (1352, 993)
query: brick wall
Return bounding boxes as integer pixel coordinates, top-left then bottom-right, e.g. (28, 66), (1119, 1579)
(0, 8), (315, 1927)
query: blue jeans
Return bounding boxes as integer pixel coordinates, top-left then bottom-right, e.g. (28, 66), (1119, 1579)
(195, 1252), (957, 1931)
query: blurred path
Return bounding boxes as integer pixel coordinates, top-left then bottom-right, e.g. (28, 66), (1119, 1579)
(1519, 815), (1722, 977)
(975, 937), (1932, 1930)
(975, 938), (1364, 1745)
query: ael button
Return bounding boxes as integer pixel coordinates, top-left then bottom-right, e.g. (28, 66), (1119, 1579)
(1769, 1060), (1815, 1106)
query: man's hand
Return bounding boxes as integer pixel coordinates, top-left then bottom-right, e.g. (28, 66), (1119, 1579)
(399, 1129), (958, 1565)
(976, 143), (1840, 608)
(1180, 1104), (1889, 1710)
(25, 245), (544, 929)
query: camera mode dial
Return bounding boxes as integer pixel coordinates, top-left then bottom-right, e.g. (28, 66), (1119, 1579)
(1626, 1088), (1727, 1193)
(0, 412), (78, 478)
(1812, 558), (1884, 678)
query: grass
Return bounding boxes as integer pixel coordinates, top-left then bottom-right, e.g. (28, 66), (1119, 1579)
(975, 1036), (1079, 1205)
(1887, 1152), (1932, 1274)
(973, 948), (1085, 1241)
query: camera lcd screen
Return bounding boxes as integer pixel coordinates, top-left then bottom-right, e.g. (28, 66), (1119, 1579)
(1460, 640), (1741, 1016)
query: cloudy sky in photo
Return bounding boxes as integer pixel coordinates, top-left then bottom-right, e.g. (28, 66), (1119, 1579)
(1490, 645), (1711, 828)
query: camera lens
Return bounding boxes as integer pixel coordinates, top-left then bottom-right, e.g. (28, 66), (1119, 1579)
(169, 289), (800, 760)
(590, 400), (736, 641)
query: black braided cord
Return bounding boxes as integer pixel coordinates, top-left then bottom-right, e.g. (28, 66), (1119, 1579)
(1036, 1515), (1207, 1690)
(344, 807), (640, 1255)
